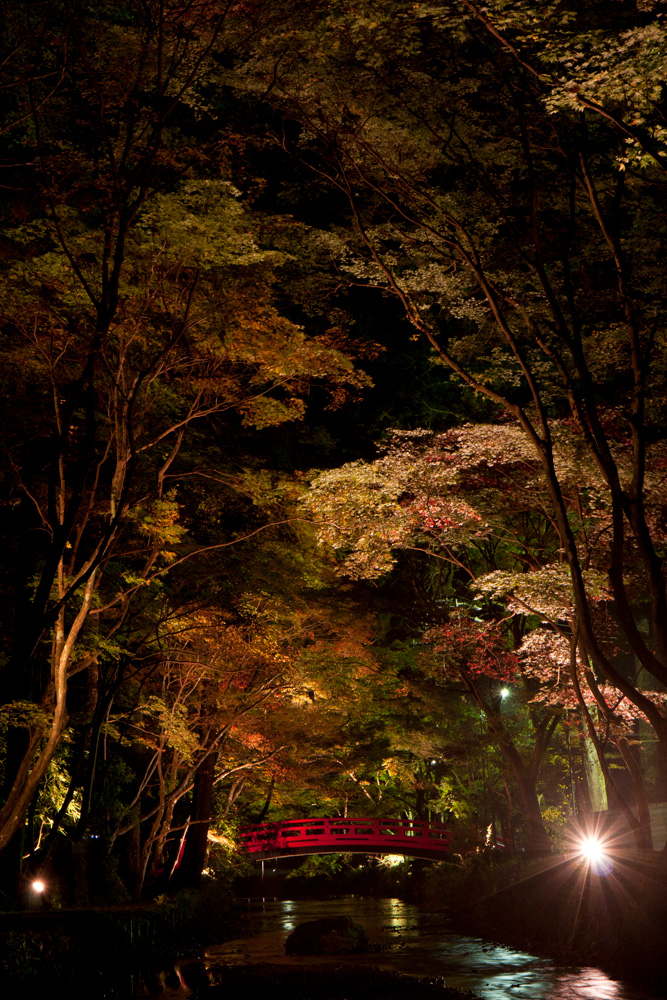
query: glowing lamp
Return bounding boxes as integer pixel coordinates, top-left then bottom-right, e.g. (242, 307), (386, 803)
(32, 880), (45, 894)
(578, 835), (612, 874)
(581, 836), (603, 860)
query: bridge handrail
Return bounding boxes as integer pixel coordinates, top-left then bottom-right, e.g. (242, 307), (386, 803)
(239, 816), (451, 853)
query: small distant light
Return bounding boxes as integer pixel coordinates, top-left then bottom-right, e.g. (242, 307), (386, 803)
(381, 854), (406, 868)
(500, 688), (510, 699)
(32, 880), (45, 894)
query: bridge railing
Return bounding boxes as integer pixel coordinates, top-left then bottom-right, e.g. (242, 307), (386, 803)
(239, 817), (451, 854)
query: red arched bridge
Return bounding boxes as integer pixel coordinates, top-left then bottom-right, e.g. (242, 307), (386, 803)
(240, 817), (452, 861)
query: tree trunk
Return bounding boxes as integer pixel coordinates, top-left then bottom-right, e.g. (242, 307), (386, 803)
(483, 714), (553, 855)
(612, 736), (653, 851)
(501, 779), (516, 853)
(256, 776), (275, 823)
(171, 748), (218, 889)
(515, 773), (552, 857)
(223, 776), (246, 819)
(574, 663), (654, 850)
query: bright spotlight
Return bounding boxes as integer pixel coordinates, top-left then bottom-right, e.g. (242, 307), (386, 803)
(32, 880), (45, 894)
(580, 836), (604, 860)
(577, 835), (612, 874)
(500, 688), (510, 699)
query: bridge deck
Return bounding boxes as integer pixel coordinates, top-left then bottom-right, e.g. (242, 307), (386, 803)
(240, 817), (452, 861)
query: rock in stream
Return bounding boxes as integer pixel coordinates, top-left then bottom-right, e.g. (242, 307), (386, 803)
(285, 916), (370, 955)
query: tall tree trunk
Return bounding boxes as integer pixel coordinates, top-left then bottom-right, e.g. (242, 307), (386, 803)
(257, 776), (275, 823)
(514, 773), (552, 857)
(223, 776), (246, 819)
(171, 749), (218, 889)
(481, 701), (555, 855)
(501, 778), (516, 853)
(612, 736), (653, 851)
(572, 663), (653, 850)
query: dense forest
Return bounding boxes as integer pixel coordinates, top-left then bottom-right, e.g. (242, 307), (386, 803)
(1, 0), (666, 905)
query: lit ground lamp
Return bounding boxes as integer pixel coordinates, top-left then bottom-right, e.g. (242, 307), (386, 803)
(28, 878), (47, 908)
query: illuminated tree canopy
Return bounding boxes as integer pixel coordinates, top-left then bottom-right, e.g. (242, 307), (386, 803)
(1, 0), (666, 895)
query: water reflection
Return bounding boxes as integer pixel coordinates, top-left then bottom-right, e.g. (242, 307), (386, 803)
(210, 898), (656, 1000)
(553, 970), (622, 999)
(434, 944), (626, 1000)
(140, 897), (659, 1000)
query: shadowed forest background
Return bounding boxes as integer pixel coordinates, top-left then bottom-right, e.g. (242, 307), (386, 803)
(1, 0), (667, 907)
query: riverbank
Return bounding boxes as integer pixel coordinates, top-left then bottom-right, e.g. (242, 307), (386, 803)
(0, 882), (238, 999)
(419, 851), (667, 989)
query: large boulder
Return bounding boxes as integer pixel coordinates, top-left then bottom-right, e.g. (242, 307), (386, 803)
(285, 916), (369, 955)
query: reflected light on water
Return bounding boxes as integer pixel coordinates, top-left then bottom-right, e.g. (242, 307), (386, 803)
(471, 963), (623, 1000)
(553, 969), (622, 999)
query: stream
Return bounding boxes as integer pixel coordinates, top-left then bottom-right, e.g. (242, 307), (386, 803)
(139, 896), (665, 1000)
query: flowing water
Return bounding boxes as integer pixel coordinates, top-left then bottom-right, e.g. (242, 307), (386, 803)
(139, 896), (665, 1000)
